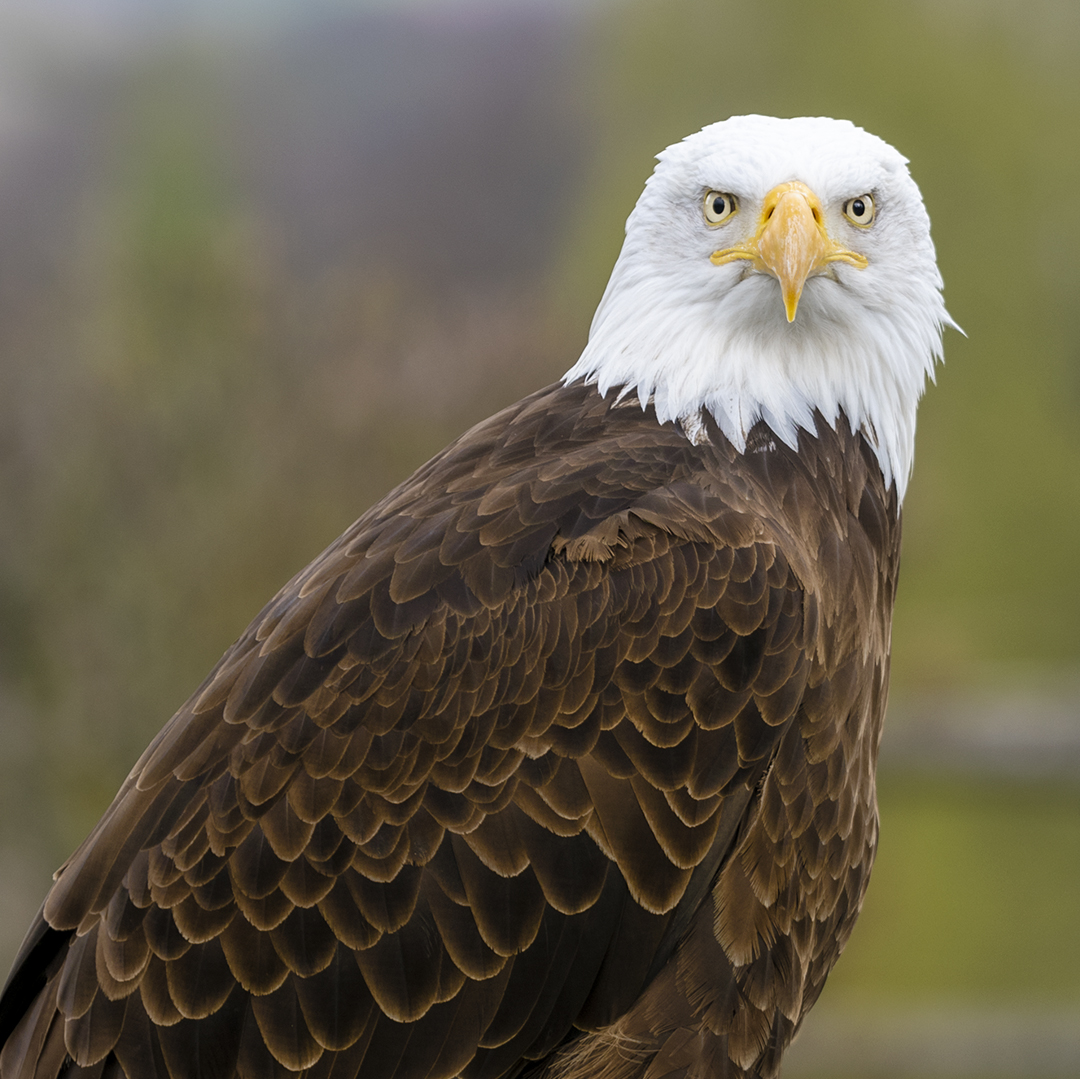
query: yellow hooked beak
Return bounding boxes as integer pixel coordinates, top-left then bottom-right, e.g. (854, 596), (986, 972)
(710, 181), (868, 322)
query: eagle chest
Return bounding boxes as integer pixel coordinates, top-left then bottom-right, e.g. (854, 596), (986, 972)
(549, 428), (900, 1079)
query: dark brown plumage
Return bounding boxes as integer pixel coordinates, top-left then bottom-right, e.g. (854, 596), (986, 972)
(0, 380), (899, 1079)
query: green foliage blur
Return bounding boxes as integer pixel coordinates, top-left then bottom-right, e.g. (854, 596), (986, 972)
(834, 774), (1080, 1002)
(0, 0), (1077, 1070)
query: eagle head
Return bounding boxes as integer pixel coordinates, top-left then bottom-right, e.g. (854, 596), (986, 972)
(564, 115), (958, 498)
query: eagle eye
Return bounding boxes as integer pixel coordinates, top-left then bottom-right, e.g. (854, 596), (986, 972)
(843, 194), (875, 227)
(703, 191), (737, 225)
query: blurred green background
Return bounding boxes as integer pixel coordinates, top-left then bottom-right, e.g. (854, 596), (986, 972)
(0, 0), (1077, 1075)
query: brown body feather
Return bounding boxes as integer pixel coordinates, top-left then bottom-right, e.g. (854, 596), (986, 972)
(0, 380), (900, 1079)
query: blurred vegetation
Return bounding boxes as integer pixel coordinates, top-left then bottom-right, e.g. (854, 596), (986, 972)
(0, 0), (1078, 1067)
(831, 773), (1080, 1002)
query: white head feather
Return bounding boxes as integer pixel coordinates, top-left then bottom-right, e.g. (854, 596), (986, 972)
(563, 115), (956, 500)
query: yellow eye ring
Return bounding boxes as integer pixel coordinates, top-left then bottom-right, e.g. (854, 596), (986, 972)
(843, 194), (875, 227)
(703, 191), (737, 225)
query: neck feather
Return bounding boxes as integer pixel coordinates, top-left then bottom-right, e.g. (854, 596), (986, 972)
(563, 264), (947, 501)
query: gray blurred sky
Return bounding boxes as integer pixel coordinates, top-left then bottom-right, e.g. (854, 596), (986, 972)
(0, 0), (595, 45)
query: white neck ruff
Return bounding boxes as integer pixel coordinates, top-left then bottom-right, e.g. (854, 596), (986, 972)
(563, 251), (949, 501)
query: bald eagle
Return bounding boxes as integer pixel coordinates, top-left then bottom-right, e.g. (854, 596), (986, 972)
(0, 115), (953, 1079)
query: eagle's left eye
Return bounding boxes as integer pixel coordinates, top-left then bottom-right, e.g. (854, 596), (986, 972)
(843, 194), (875, 226)
(703, 191), (737, 225)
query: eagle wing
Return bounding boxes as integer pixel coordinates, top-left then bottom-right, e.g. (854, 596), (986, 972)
(0, 388), (820, 1079)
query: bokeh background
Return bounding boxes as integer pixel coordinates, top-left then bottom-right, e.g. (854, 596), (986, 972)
(1, 0), (1078, 1075)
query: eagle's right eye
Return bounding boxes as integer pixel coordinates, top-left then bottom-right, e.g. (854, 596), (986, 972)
(704, 191), (737, 225)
